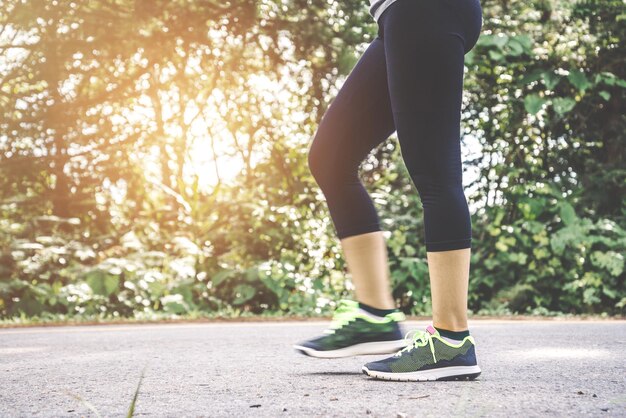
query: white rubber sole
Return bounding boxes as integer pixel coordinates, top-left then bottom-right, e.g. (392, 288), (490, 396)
(293, 339), (408, 358)
(362, 365), (482, 381)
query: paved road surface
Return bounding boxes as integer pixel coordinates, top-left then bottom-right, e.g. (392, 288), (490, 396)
(1, 320), (625, 417)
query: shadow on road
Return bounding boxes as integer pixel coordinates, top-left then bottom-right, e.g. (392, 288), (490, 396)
(296, 371), (362, 376)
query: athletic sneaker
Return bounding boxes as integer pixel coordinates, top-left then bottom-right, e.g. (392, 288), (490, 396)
(361, 325), (481, 381)
(293, 299), (407, 358)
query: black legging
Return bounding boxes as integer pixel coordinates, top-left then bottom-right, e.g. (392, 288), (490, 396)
(307, 0), (483, 252)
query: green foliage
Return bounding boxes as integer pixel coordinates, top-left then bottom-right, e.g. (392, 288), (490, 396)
(470, 185), (625, 314)
(0, 0), (624, 320)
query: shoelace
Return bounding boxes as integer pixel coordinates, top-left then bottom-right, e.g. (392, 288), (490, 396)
(393, 328), (437, 362)
(322, 299), (357, 334)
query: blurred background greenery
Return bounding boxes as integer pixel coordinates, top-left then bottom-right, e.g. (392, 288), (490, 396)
(0, 0), (624, 323)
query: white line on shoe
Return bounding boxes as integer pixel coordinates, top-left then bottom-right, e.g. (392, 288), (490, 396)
(293, 339), (408, 358)
(362, 365), (482, 381)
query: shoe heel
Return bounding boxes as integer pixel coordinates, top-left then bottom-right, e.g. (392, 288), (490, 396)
(437, 371), (481, 381)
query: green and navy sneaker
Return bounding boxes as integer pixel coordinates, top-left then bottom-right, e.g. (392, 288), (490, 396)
(362, 325), (481, 381)
(293, 299), (407, 358)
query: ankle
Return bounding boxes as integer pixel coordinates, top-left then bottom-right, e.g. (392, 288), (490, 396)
(433, 326), (470, 341)
(358, 301), (398, 317)
(356, 295), (395, 311)
(432, 316), (468, 332)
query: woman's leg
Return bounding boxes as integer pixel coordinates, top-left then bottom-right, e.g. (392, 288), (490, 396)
(341, 231), (395, 310)
(380, 0), (483, 331)
(307, 36), (397, 310)
(294, 35), (408, 358)
(361, 0), (484, 381)
(427, 248), (471, 331)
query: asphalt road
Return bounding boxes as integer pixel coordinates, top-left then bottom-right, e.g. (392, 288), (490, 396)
(1, 320), (625, 417)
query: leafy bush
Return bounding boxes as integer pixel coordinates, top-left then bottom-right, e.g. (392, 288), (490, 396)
(470, 185), (625, 314)
(1, 0), (624, 320)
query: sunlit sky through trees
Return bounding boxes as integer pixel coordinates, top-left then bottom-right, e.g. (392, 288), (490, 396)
(0, 13), (485, 212)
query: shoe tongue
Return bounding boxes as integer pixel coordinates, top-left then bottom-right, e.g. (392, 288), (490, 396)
(426, 325), (438, 336)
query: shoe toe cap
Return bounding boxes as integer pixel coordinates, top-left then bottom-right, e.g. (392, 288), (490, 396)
(295, 339), (324, 351)
(364, 360), (392, 373)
